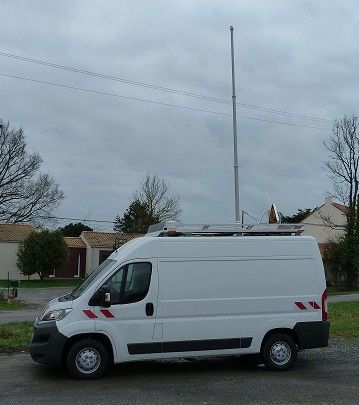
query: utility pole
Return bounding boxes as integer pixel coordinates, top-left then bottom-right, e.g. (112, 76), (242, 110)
(230, 26), (240, 223)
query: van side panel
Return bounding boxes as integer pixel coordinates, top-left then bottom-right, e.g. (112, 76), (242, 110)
(158, 259), (246, 356)
(236, 257), (322, 352)
(159, 259), (242, 336)
(157, 237), (324, 357)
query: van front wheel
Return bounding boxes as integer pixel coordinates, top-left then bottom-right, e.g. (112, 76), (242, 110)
(66, 339), (109, 379)
(261, 333), (297, 371)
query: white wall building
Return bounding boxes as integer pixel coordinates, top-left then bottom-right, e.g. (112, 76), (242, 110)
(80, 231), (139, 276)
(0, 223), (36, 280)
(300, 197), (346, 244)
(0, 224), (140, 280)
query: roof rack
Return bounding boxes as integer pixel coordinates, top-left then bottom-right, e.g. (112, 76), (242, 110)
(147, 221), (303, 237)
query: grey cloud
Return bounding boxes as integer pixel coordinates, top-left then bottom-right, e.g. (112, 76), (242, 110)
(1, 0), (358, 228)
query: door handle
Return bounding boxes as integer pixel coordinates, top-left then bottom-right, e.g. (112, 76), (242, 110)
(146, 302), (154, 316)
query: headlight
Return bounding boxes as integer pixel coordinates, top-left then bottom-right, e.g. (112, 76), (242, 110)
(41, 308), (72, 321)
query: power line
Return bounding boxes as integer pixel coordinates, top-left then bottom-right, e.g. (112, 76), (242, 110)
(301, 221), (345, 229)
(40, 215), (114, 224)
(235, 103), (333, 124)
(40, 215), (346, 230)
(0, 52), (228, 104)
(0, 51), (334, 124)
(0, 73), (230, 117)
(0, 72), (331, 131)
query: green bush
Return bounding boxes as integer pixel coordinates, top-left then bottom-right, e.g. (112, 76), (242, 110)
(17, 230), (68, 280)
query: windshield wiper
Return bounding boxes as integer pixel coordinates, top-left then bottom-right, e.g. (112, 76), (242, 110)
(58, 292), (74, 302)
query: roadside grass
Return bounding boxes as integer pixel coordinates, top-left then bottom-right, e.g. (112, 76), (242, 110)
(0, 299), (26, 310)
(329, 301), (359, 340)
(0, 322), (33, 352)
(0, 279), (83, 288)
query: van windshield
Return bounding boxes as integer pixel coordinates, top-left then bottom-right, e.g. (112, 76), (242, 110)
(71, 259), (116, 299)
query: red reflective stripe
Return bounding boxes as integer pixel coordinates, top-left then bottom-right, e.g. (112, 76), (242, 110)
(100, 309), (115, 318)
(83, 309), (98, 319)
(308, 301), (321, 309)
(295, 301), (307, 310)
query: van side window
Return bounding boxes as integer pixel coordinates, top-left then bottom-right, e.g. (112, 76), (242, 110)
(105, 262), (152, 305)
(105, 267), (125, 305)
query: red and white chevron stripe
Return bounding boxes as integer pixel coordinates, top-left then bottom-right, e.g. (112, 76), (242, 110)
(82, 309), (115, 319)
(294, 301), (321, 310)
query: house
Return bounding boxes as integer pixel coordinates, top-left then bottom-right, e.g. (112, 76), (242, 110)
(299, 197), (348, 285)
(300, 197), (347, 249)
(0, 223), (141, 280)
(0, 223), (36, 280)
(80, 231), (140, 276)
(52, 237), (87, 279)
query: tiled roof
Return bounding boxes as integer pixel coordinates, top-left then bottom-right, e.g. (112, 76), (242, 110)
(0, 223), (35, 242)
(80, 231), (141, 248)
(64, 237), (86, 248)
(332, 202), (348, 214)
(300, 200), (348, 223)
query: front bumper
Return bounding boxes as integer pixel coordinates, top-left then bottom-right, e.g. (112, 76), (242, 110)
(30, 319), (67, 366)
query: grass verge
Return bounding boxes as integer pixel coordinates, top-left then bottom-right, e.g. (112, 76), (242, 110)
(0, 300), (26, 310)
(0, 322), (33, 352)
(329, 301), (359, 340)
(0, 279), (82, 288)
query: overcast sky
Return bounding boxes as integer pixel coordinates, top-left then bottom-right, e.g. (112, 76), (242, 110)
(1, 0), (358, 231)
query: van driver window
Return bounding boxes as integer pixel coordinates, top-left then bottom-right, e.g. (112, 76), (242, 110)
(105, 262), (152, 305)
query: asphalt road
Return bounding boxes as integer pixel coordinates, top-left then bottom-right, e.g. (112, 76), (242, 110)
(328, 293), (359, 302)
(0, 288), (71, 324)
(16, 287), (71, 305)
(0, 337), (358, 404)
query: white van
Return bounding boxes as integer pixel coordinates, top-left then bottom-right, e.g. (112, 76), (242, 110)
(30, 222), (329, 379)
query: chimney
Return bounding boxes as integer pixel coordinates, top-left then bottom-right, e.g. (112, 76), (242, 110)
(325, 196), (332, 205)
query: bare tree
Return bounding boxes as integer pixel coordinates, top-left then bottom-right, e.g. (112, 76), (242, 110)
(324, 114), (359, 288)
(0, 120), (64, 225)
(134, 173), (182, 222)
(324, 115), (359, 231)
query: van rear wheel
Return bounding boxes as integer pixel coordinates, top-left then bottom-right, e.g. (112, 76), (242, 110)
(261, 333), (297, 371)
(66, 338), (109, 379)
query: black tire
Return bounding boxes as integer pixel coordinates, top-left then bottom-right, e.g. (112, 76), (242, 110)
(66, 338), (109, 379)
(261, 333), (297, 371)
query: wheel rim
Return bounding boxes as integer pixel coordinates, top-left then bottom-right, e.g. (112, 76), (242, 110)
(75, 347), (101, 374)
(270, 341), (292, 366)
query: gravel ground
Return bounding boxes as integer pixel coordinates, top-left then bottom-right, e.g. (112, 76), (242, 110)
(0, 337), (358, 404)
(302, 335), (359, 362)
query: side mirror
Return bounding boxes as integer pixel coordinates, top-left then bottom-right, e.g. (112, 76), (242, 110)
(100, 286), (111, 308)
(89, 286), (111, 307)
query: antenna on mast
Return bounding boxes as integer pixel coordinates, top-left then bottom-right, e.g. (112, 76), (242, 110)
(230, 26), (240, 223)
